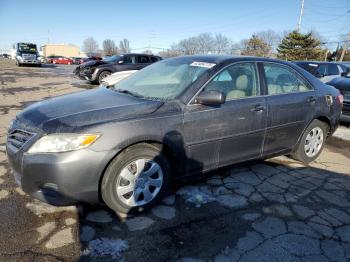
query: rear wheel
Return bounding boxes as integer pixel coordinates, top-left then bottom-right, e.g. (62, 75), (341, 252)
(98, 71), (111, 84)
(291, 119), (329, 164)
(101, 144), (171, 214)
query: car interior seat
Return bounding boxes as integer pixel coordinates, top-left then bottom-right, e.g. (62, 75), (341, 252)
(226, 68), (252, 100)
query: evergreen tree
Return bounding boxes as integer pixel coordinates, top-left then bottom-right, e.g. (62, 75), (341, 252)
(277, 31), (324, 61)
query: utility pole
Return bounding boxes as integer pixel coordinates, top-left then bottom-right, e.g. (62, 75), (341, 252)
(297, 0), (305, 32)
(339, 32), (350, 62)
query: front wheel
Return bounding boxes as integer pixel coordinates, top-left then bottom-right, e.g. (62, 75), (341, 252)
(291, 119), (329, 164)
(101, 144), (171, 214)
(98, 71), (111, 84)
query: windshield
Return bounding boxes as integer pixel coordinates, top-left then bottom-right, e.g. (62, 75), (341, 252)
(112, 59), (212, 100)
(103, 55), (122, 63)
(18, 43), (37, 53)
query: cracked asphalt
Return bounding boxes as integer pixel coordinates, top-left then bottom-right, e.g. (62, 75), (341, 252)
(0, 58), (350, 262)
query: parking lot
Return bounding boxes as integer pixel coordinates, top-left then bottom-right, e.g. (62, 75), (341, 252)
(0, 58), (350, 261)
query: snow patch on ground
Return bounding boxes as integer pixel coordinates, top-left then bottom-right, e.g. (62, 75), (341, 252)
(177, 186), (216, 207)
(83, 238), (128, 259)
(333, 127), (350, 141)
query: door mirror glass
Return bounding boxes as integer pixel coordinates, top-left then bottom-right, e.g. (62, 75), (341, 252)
(118, 60), (124, 64)
(195, 90), (225, 105)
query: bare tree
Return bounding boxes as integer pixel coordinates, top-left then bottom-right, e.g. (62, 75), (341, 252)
(82, 37), (99, 57)
(119, 39), (131, 53)
(102, 39), (118, 56)
(214, 33), (231, 54)
(254, 30), (282, 54)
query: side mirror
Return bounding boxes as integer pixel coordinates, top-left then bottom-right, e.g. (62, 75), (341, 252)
(195, 90), (225, 106)
(118, 60), (124, 64)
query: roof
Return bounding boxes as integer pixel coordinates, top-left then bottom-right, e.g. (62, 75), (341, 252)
(168, 54), (283, 64)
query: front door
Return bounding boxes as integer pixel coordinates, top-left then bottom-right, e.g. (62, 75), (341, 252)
(183, 62), (266, 173)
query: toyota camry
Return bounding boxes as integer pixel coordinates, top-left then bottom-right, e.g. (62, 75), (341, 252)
(6, 55), (343, 214)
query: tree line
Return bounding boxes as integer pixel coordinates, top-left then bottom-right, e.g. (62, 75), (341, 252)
(159, 30), (349, 61)
(82, 37), (131, 57)
(82, 31), (349, 61)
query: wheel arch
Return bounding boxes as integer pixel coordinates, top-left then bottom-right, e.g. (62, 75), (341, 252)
(97, 138), (183, 202)
(292, 115), (332, 153)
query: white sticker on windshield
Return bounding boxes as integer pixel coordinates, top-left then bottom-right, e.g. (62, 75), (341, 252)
(190, 62), (216, 68)
(308, 63), (318, 67)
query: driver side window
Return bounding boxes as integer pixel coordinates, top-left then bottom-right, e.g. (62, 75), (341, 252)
(204, 63), (259, 101)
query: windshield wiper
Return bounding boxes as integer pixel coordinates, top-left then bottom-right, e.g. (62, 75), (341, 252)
(114, 89), (143, 98)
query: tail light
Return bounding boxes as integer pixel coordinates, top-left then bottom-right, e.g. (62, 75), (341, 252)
(336, 94), (344, 107)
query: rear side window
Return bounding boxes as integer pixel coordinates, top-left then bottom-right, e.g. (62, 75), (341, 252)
(137, 56), (150, 63)
(263, 63), (312, 95)
(328, 64), (339, 75)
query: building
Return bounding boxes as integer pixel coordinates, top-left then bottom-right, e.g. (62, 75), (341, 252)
(41, 44), (86, 58)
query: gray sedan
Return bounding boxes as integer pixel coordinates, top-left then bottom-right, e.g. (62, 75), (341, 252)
(6, 55), (342, 214)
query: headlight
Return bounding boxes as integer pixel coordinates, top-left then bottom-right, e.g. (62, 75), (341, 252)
(27, 133), (100, 154)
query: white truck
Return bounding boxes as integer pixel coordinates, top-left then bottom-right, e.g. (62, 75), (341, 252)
(12, 42), (41, 66)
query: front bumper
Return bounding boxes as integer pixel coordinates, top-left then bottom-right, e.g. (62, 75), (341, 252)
(6, 144), (113, 206)
(20, 60), (41, 65)
(74, 67), (96, 81)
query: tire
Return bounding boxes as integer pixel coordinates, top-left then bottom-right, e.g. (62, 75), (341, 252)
(16, 60), (21, 66)
(291, 119), (329, 164)
(98, 71), (111, 84)
(101, 143), (171, 214)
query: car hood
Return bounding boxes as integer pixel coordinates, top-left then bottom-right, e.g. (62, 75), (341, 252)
(327, 77), (350, 91)
(80, 60), (106, 67)
(17, 87), (163, 133)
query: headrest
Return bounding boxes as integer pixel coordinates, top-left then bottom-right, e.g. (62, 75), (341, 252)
(235, 75), (249, 90)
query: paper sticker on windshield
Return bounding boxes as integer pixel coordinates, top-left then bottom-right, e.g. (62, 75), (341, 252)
(190, 62), (216, 68)
(308, 63), (318, 67)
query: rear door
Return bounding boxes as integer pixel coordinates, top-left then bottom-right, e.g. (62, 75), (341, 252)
(262, 62), (316, 155)
(183, 62), (267, 173)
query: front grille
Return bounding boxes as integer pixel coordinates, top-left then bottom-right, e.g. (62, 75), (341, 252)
(7, 129), (35, 151)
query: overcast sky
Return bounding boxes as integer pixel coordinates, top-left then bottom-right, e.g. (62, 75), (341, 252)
(0, 0), (348, 52)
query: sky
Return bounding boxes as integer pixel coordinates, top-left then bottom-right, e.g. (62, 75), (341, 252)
(0, 0), (349, 53)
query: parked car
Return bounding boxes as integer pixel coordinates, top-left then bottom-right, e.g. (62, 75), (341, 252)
(46, 55), (63, 63)
(294, 61), (348, 83)
(100, 70), (138, 86)
(52, 57), (73, 65)
(1, 53), (10, 58)
(6, 55), (342, 214)
(340, 61), (350, 70)
(326, 77), (350, 124)
(71, 57), (84, 65)
(74, 53), (162, 84)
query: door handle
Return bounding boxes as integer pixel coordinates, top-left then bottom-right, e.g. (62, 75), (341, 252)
(250, 105), (265, 112)
(307, 96), (317, 104)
